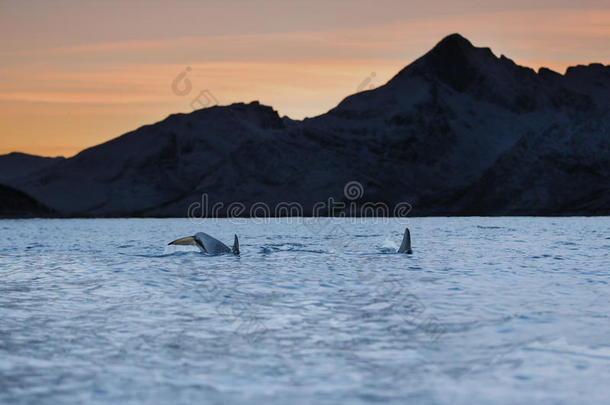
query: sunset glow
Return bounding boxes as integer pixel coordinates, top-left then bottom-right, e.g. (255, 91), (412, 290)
(1, 1), (608, 157)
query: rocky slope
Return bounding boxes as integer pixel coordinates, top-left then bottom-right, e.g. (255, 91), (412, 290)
(1, 34), (608, 217)
(0, 184), (54, 218)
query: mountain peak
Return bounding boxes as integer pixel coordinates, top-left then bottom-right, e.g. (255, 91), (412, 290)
(432, 33), (474, 52)
(424, 33), (494, 63)
(400, 33), (493, 92)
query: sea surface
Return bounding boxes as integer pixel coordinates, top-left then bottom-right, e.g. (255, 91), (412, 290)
(1, 217), (609, 404)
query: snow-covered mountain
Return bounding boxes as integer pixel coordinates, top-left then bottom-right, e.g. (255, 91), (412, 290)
(2, 34), (608, 217)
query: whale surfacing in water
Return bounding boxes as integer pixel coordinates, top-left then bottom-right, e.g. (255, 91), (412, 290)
(397, 228), (412, 254)
(169, 232), (240, 255)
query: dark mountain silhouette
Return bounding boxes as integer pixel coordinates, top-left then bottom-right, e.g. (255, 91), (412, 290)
(0, 184), (55, 218)
(1, 34), (608, 217)
(0, 152), (65, 184)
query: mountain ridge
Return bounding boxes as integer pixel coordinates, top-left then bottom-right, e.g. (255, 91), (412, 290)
(2, 33), (608, 217)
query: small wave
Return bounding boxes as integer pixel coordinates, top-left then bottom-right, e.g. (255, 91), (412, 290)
(120, 250), (199, 258)
(258, 243), (325, 255)
(25, 243), (46, 250)
(258, 246), (326, 255)
(381, 237), (398, 250)
(526, 338), (610, 360)
(260, 242), (306, 249)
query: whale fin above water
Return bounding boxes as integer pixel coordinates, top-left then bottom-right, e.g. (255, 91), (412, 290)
(397, 228), (412, 254)
(232, 234), (240, 255)
(168, 232), (239, 255)
(168, 236), (197, 247)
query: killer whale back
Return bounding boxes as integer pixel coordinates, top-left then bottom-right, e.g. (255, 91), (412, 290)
(194, 232), (231, 254)
(169, 232), (239, 255)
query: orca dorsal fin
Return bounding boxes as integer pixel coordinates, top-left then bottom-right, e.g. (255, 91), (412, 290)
(398, 228), (412, 254)
(232, 234), (240, 255)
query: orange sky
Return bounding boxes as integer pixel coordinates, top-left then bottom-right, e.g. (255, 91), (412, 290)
(1, 1), (609, 157)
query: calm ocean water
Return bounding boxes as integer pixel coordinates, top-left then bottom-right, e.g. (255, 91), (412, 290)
(1, 217), (609, 404)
